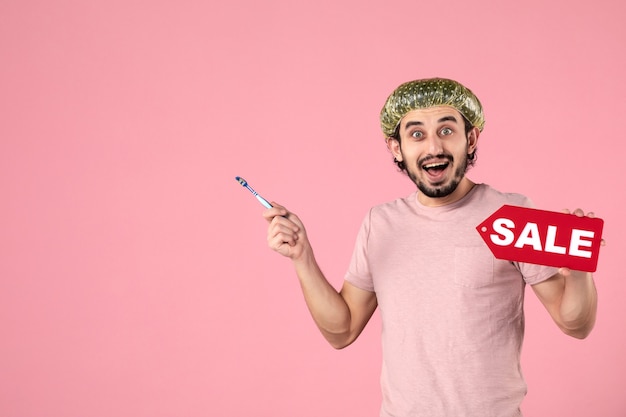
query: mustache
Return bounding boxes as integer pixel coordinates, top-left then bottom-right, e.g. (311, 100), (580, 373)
(418, 154), (454, 166)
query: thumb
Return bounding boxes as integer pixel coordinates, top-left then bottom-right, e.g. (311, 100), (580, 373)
(558, 267), (572, 277)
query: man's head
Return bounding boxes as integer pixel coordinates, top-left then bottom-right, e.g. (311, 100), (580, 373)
(380, 78), (485, 138)
(380, 78), (485, 204)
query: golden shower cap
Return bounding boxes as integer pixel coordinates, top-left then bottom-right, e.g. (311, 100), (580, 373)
(380, 78), (485, 137)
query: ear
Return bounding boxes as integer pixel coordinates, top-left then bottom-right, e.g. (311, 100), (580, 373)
(386, 137), (403, 161)
(467, 127), (480, 154)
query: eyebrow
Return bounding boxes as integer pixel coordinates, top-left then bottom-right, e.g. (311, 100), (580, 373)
(403, 115), (459, 130)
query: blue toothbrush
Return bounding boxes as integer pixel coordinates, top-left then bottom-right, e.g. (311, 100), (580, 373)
(235, 176), (273, 209)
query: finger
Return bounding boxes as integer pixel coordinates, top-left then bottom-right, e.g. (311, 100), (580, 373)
(274, 210), (306, 232)
(262, 204), (289, 222)
(268, 228), (297, 249)
(268, 217), (301, 239)
(271, 215), (300, 233)
(268, 225), (299, 244)
(267, 201), (286, 212)
(269, 236), (295, 252)
(572, 208), (584, 217)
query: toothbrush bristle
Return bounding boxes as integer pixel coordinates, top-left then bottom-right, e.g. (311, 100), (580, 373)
(235, 176), (247, 187)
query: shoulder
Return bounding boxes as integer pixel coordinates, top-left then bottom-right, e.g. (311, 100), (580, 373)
(369, 192), (417, 218)
(354, 192), (417, 234)
(474, 184), (534, 208)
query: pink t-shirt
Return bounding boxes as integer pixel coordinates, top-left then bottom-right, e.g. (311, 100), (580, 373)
(345, 184), (557, 417)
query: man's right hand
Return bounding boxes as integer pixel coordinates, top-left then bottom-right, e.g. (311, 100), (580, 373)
(263, 202), (310, 261)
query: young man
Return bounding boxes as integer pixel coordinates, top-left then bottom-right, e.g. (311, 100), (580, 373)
(263, 78), (598, 417)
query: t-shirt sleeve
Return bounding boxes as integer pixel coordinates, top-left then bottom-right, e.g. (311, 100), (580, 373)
(516, 261), (559, 285)
(344, 210), (375, 292)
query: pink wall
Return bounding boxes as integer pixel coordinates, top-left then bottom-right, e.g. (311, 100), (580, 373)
(1, 0), (624, 415)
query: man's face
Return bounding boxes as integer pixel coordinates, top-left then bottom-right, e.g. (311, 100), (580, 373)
(387, 106), (479, 205)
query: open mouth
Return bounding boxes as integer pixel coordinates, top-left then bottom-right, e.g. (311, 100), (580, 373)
(422, 161), (450, 175)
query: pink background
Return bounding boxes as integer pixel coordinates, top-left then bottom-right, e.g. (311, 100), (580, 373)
(1, 0), (624, 416)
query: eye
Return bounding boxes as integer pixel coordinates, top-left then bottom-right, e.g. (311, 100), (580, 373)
(440, 127), (453, 136)
(410, 130), (424, 139)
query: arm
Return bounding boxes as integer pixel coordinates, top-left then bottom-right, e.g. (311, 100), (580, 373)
(531, 208), (600, 339)
(531, 268), (597, 339)
(263, 203), (378, 349)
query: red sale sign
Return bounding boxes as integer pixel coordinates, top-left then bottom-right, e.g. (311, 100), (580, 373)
(476, 205), (604, 272)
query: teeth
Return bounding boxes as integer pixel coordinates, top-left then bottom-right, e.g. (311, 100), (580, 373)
(424, 162), (448, 169)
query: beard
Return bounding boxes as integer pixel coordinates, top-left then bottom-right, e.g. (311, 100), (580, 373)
(406, 151), (469, 198)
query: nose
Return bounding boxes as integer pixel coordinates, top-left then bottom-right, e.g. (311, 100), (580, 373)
(426, 134), (444, 155)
